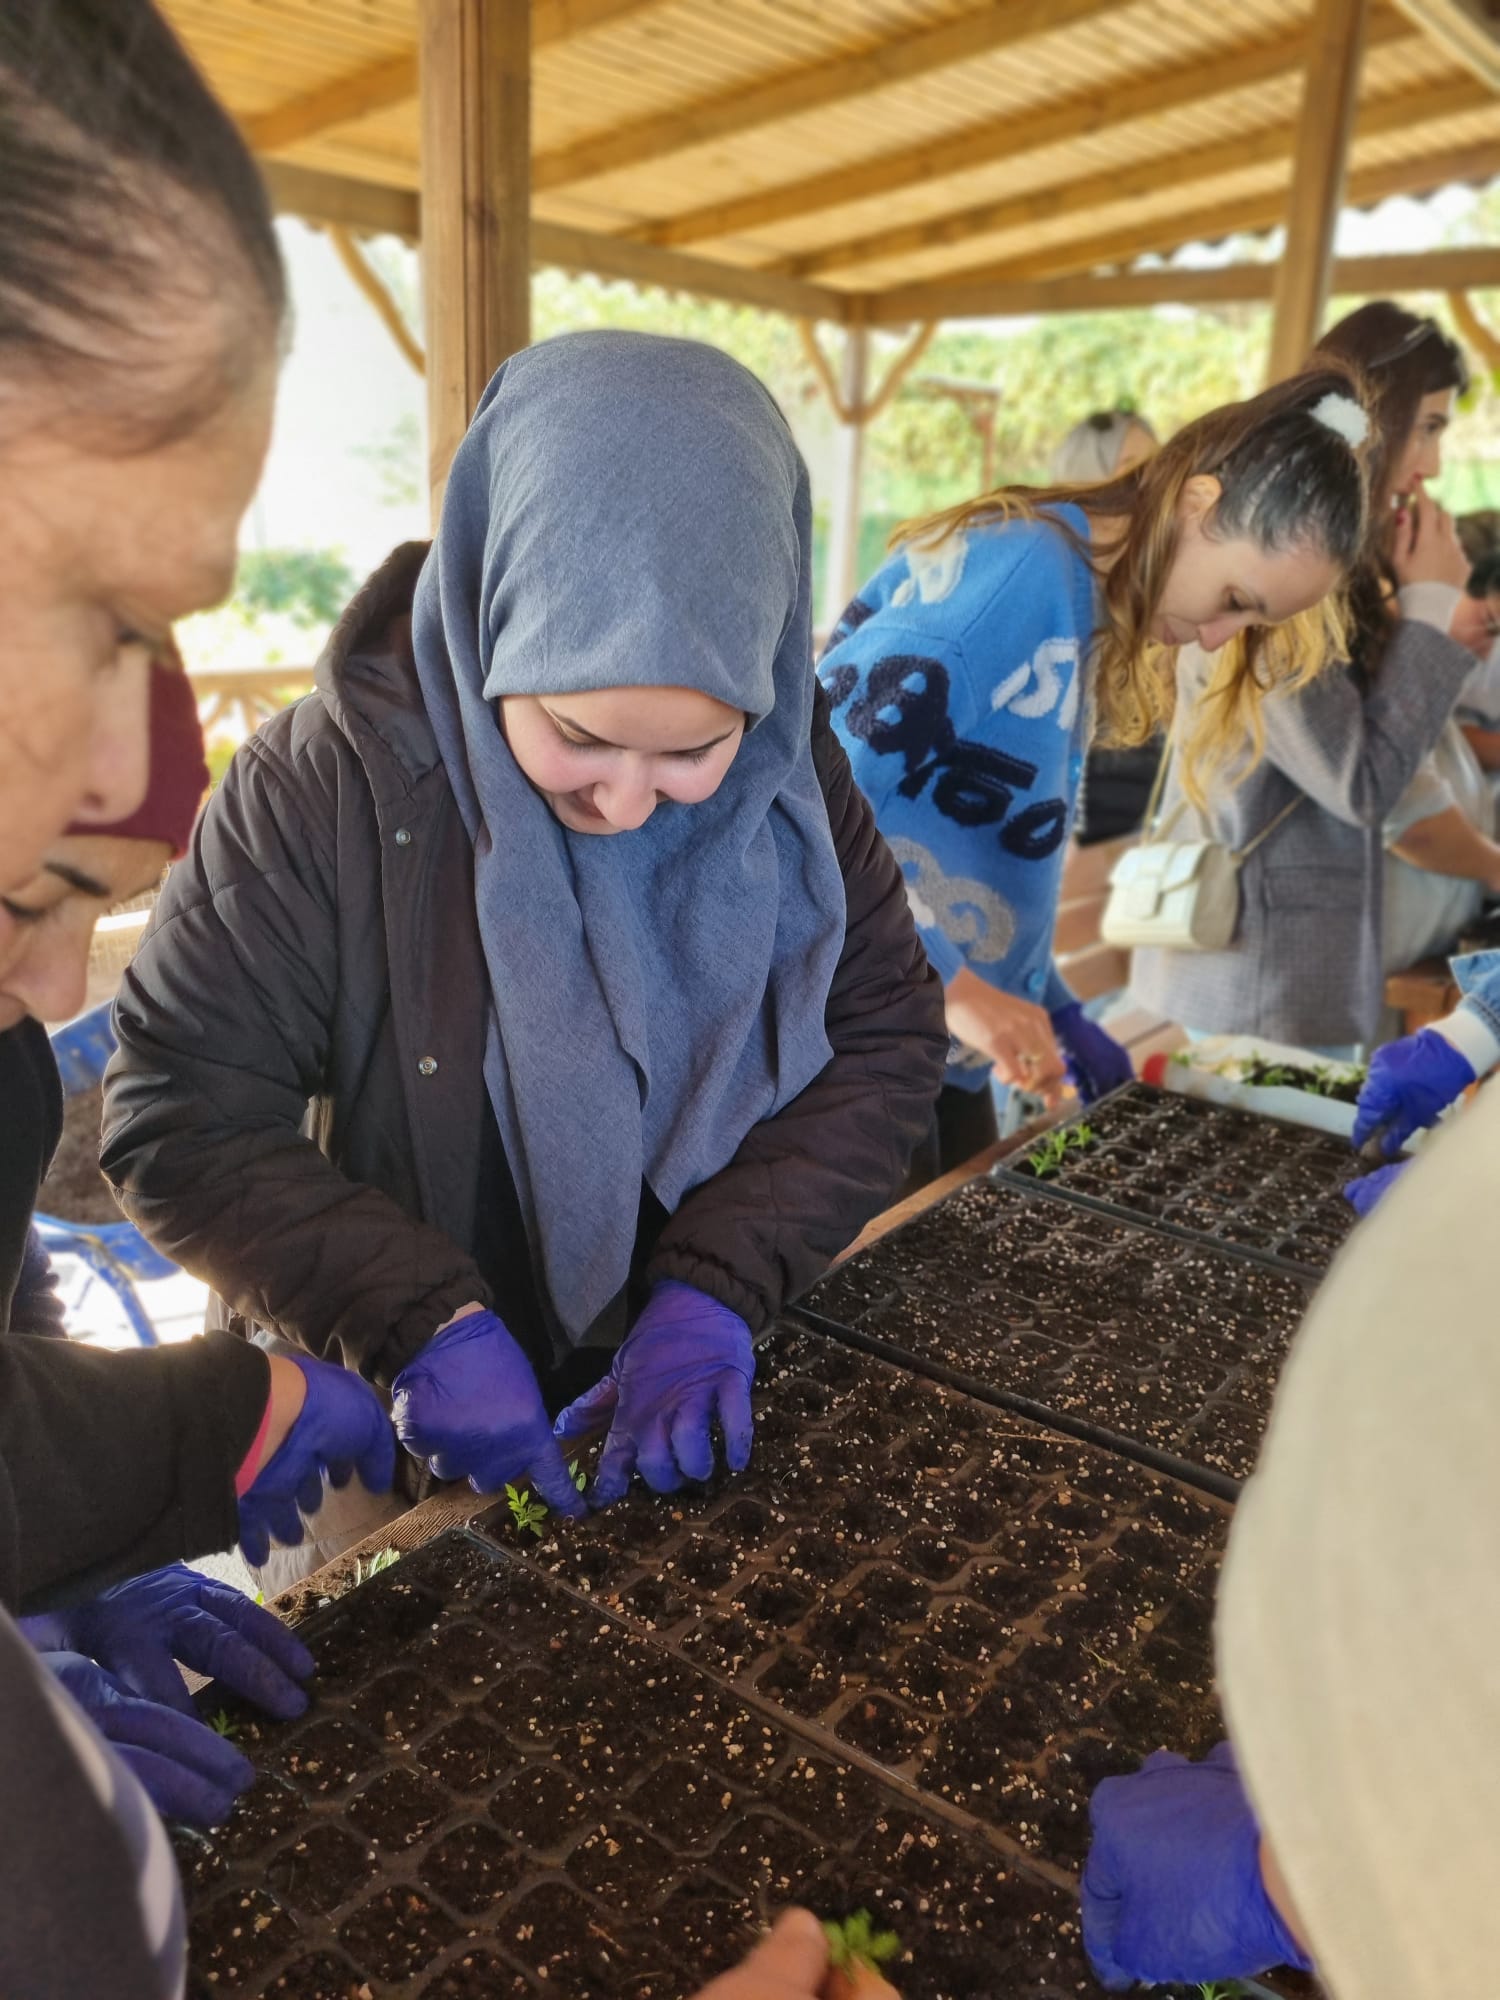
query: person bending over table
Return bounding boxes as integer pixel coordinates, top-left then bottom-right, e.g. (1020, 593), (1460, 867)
(102, 330), (948, 1583)
(821, 366), (1373, 1176)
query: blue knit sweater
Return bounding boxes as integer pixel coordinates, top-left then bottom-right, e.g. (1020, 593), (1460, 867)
(819, 506), (1098, 1089)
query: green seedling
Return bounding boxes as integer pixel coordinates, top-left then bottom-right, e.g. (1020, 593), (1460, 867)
(506, 1460), (586, 1539)
(823, 1911), (901, 1974)
(1026, 1120), (1097, 1178)
(353, 1546), (400, 1586)
(209, 1709), (243, 1743)
(505, 1484), (550, 1537)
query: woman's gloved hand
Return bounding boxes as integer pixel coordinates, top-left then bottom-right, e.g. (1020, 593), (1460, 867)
(1050, 1002), (1133, 1103)
(20, 1564), (313, 1720)
(238, 1353), (398, 1566)
(1345, 1158), (1411, 1217)
(42, 1651), (256, 1828)
(1352, 1028), (1475, 1158)
(1081, 1742), (1312, 1990)
(390, 1309), (586, 1515)
(554, 1281), (754, 1507)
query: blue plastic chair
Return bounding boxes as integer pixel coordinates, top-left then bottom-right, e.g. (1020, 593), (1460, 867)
(35, 1003), (178, 1346)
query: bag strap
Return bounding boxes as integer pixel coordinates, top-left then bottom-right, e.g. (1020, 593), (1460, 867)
(1138, 736), (1302, 862)
(1231, 791), (1302, 867)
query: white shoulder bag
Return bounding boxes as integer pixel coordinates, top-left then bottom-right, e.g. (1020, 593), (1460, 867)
(1100, 748), (1300, 953)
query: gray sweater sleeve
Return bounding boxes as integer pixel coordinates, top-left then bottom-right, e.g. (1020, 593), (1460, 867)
(1257, 621), (1476, 829)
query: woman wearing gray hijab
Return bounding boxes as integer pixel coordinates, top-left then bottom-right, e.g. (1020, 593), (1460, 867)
(104, 331), (948, 1560)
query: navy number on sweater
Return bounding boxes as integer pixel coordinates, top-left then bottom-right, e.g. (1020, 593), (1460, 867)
(825, 652), (1068, 859)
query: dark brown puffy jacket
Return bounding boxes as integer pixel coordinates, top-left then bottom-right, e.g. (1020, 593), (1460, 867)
(102, 544), (947, 1388)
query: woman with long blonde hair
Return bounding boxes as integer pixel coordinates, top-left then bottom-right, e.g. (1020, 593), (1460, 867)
(820, 365), (1370, 1175)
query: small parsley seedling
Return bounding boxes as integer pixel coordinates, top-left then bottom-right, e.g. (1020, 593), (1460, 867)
(823, 1910), (901, 1974)
(1026, 1120), (1097, 1177)
(505, 1484), (550, 1537)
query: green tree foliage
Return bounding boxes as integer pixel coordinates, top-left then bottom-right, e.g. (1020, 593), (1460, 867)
(233, 547), (359, 628)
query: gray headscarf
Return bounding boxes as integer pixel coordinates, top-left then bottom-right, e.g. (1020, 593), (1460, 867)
(412, 331), (846, 1347)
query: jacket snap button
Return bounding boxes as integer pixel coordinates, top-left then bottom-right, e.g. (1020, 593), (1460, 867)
(417, 1055), (438, 1076)
(394, 828), (412, 846)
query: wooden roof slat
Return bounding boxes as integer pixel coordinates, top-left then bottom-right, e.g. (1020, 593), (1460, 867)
(783, 68), (1493, 278)
(631, 10), (1412, 247)
(964, 135), (1500, 283)
(869, 243), (1500, 321)
(1392, 0), (1500, 86)
(242, 0), (661, 155)
(530, 0), (1132, 193)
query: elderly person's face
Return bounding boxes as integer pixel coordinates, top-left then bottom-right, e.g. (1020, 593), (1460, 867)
(0, 359), (273, 924)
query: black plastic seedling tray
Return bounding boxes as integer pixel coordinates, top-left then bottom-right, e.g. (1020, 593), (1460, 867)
(997, 1081), (1358, 1278)
(182, 1334), (1236, 1999)
(797, 1176), (1312, 1491)
(182, 1527), (1085, 2000)
(493, 1334), (1229, 1883)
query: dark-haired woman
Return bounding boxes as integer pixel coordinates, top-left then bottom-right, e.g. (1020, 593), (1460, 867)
(820, 368), (1372, 1175)
(1131, 304), (1476, 1052)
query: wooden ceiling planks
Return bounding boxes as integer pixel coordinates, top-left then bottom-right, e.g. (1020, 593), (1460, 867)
(156, 0), (1499, 318)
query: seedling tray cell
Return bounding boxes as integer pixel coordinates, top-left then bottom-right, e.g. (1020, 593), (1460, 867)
(997, 1081), (1358, 1277)
(799, 1176), (1311, 1484)
(180, 1525), (1091, 2000)
(479, 1334), (1231, 1885)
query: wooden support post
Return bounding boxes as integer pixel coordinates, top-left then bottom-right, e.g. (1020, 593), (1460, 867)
(420, 0), (531, 520)
(1266, 0), (1369, 383)
(823, 328), (869, 633)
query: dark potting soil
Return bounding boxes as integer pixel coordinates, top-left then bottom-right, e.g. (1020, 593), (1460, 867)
(36, 1083), (122, 1225)
(483, 1333), (1230, 1878)
(180, 1336), (1238, 2000)
(182, 1528), (1094, 2000)
(1001, 1082), (1357, 1275)
(800, 1175), (1311, 1482)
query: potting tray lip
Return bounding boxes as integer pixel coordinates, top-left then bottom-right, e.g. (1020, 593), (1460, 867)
(990, 1079), (1350, 1281)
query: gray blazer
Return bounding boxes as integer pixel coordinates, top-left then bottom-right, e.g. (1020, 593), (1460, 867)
(1130, 620), (1476, 1047)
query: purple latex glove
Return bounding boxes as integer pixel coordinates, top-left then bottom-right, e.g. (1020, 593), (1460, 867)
(390, 1309), (585, 1516)
(1050, 1001), (1134, 1104)
(1344, 1158), (1411, 1217)
(1352, 1027), (1475, 1156)
(21, 1563), (313, 1721)
(1081, 1742), (1312, 1990)
(238, 1354), (397, 1567)
(43, 1650), (255, 1828)
(554, 1280), (755, 1507)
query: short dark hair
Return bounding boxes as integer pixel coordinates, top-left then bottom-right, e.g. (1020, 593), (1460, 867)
(0, 0), (286, 445)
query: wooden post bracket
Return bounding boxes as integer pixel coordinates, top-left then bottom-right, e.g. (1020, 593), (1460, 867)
(1449, 290), (1500, 377)
(328, 226), (427, 374)
(797, 318), (936, 424)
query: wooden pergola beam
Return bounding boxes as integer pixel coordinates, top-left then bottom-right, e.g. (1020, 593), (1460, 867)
(260, 160), (421, 240)
(242, 0), (659, 156)
(531, 0), (1128, 193)
(420, 0), (531, 515)
(1267, 0), (1370, 382)
(258, 162), (851, 323)
(631, 11), (1411, 250)
(867, 246), (1500, 325)
(1391, 0), (1500, 86)
(962, 137), (1500, 286)
(528, 221), (853, 322)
